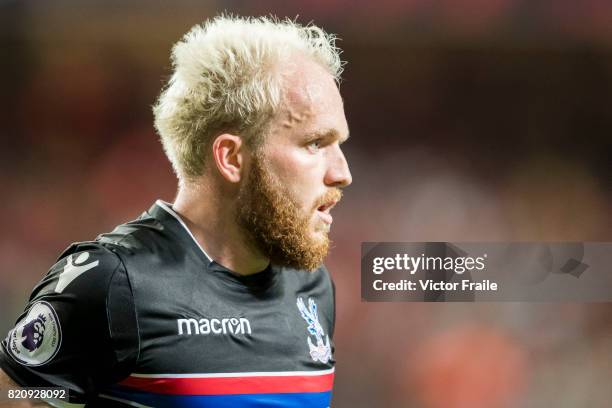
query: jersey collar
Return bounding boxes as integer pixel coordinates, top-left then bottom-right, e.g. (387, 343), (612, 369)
(152, 200), (213, 263)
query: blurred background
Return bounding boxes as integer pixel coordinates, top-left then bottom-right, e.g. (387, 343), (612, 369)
(1, 0), (611, 406)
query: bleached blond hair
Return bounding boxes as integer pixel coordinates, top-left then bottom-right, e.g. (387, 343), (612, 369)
(153, 15), (344, 182)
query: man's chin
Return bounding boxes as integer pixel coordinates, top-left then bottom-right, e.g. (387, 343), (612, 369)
(269, 234), (330, 271)
(307, 223), (330, 247)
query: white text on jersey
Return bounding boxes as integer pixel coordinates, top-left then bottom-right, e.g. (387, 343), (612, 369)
(177, 318), (252, 336)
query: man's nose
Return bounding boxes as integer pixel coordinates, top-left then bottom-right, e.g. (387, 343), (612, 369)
(324, 145), (352, 188)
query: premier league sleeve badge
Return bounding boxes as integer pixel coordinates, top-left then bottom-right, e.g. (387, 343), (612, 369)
(5, 301), (62, 366)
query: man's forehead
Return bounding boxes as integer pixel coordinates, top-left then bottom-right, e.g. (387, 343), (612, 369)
(280, 57), (339, 106)
(267, 56), (348, 141)
(284, 82), (325, 109)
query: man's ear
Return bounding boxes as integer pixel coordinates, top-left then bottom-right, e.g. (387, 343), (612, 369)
(211, 133), (246, 183)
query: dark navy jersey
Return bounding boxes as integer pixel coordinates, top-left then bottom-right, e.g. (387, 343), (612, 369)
(1, 200), (336, 407)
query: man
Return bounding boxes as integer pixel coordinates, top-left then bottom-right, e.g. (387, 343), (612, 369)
(0, 15), (351, 407)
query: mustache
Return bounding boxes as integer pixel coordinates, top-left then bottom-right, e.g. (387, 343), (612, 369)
(313, 189), (343, 210)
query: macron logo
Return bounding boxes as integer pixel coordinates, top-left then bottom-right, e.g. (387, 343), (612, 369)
(177, 317), (252, 336)
(55, 252), (99, 293)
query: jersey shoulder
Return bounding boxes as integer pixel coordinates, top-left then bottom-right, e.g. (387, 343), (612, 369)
(29, 240), (124, 301)
(95, 211), (165, 253)
(1, 240), (139, 396)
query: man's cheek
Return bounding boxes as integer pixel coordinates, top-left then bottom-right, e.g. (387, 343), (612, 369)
(283, 185), (311, 213)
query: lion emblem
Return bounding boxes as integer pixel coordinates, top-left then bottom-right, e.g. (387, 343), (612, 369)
(20, 314), (46, 352)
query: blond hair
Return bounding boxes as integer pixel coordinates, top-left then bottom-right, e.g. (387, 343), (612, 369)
(153, 15), (344, 182)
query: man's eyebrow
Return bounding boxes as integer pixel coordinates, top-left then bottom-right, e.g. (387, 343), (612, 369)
(305, 129), (350, 143)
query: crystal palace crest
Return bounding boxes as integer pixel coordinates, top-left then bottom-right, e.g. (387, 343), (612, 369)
(296, 297), (332, 364)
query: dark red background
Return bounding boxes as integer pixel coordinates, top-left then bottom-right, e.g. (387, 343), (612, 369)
(1, 1), (611, 406)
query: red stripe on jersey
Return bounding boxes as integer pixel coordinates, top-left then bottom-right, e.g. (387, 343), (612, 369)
(118, 371), (335, 395)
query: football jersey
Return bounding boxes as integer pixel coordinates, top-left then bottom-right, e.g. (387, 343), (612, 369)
(1, 200), (336, 407)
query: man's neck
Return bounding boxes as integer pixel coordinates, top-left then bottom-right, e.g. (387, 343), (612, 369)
(171, 182), (270, 276)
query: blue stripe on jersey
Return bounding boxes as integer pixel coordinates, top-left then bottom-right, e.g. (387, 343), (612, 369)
(102, 387), (332, 408)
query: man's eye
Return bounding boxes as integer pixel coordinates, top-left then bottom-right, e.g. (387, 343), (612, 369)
(307, 140), (322, 152)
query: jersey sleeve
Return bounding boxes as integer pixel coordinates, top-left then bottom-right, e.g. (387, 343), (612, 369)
(0, 242), (139, 402)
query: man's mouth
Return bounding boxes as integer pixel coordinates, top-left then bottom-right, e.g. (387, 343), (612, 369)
(316, 200), (338, 225)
